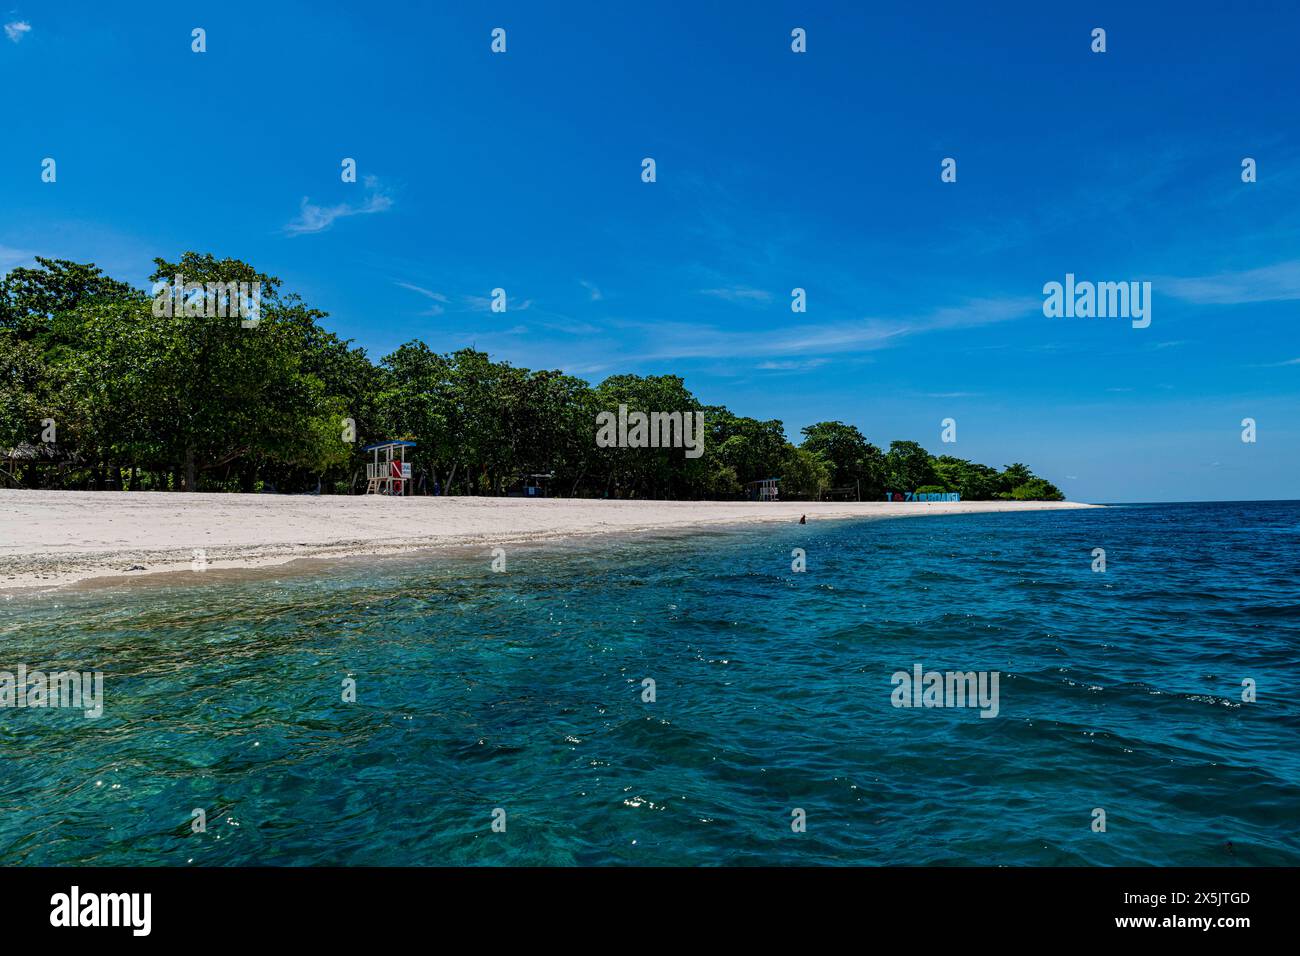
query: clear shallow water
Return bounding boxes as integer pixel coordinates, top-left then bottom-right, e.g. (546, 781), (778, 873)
(1, 502), (1297, 866)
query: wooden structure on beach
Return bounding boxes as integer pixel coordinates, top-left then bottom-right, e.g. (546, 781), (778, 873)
(363, 440), (415, 495)
(1, 442), (82, 488)
(507, 472), (554, 498)
(821, 482), (861, 502)
(744, 477), (780, 502)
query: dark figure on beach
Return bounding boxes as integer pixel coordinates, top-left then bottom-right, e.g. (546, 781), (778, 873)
(799, 514), (807, 524)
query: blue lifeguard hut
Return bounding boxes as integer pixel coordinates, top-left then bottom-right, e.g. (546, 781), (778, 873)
(363, 440), (416, 495)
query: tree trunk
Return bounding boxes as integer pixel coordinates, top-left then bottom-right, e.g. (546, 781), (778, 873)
(185, 447), (197, 492)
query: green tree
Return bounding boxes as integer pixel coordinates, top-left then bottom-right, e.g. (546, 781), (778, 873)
(1010, 477), (1065, 501)
(779, 446), (831, 499)
(595, 374), (705, 498)
(0, 257), (138, 338)
(885, 440), (937, 492)
(799, 420), (886, 497)
(1, 254), (1071, 500)
(999, 462), (1033, 493)
(933, 456), (1001, 500)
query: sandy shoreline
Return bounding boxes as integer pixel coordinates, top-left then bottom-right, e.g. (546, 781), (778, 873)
(0, 490), (1099, 592)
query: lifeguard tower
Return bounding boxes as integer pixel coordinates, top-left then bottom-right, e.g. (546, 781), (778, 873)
(745, 477), (780, 501)
(363, 440), (416, 495)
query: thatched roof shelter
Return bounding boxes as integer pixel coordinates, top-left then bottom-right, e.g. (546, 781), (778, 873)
(2, 442), (81, 463)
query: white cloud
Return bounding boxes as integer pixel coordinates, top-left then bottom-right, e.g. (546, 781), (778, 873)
(465, 294), (532, 312)
(634, 296), (1033, 361)
(756, 358), (829, 371)
(1162, 260), (1300, 305)
(700, 285), (772, 304)
(395, 281), (448, 314)
(394, 281), (446, 302)
(4, 20), (31, 43)
(284, 176), (392, 236)
(0, 244), (35, 272)
(578, 279), (602, 301)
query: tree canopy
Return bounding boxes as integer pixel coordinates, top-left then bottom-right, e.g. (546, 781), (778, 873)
(0, 254), (1065, 502)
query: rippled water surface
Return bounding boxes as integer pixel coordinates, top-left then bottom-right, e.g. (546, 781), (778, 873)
(2, 502), (1297, 865)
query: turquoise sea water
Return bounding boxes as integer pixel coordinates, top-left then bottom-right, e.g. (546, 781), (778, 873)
(1, 501), (1297, 866)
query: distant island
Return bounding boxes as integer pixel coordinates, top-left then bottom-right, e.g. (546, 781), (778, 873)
(1, 253), (1064, 502)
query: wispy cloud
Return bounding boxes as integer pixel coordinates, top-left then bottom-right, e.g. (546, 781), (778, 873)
(4, 20), (31, 43)
(465, 294), (533, 312)
(701, 285), (772, 305)
(578, 279), (602, 301)
(756, 358), (829, 371)
(1162, 259), (1300, 305)
(284, 175), (393, 236)
(0, 244), (34, 272)
(1250, 357), (1300, 368)
(396, 287), (537, 317)
(394, 281), (448, 315)
(442, 296), (1033, 379)
(631, 296), (1034, 361)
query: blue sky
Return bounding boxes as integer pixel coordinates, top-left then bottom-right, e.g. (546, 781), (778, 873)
(2, 1), (1298, 502)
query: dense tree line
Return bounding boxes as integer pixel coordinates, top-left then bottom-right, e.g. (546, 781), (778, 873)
(1, 254), (1064, 501)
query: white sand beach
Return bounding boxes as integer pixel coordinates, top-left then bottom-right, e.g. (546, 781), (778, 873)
(0, 490), (1099, 591)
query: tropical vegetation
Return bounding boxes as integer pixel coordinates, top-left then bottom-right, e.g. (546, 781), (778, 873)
(1, 254), (1065, 501)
